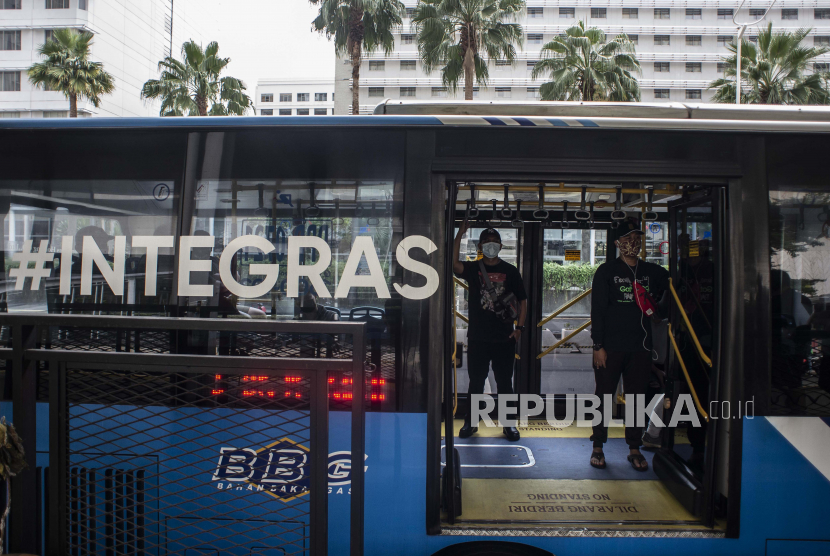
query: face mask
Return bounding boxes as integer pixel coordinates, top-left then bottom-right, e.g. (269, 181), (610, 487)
(618, 238), (641, 258)
(481, 242), (501, 258)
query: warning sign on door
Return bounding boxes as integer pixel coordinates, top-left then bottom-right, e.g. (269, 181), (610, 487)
(689, 240), (700, 257)
(565, 250), (581, 261)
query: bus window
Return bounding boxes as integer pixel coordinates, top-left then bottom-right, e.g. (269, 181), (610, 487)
(769, 189), (830, 414)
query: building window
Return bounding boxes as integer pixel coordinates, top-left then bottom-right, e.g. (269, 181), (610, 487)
(279, 93), (291, 102)
(591, 8), (606, 18)
(815, 62), (830, 71)
(654, 8), (670, 19)
(816, 8), (830, 19)
(528, 7), (543, 17)
(79, 0), (86, 9)
(748, 35), (758, 43)
(43, 110), (69, 117)
(0, 111), (20, 117)
(45, 0), (69, 8)
(750, 8), (765, 17)
(559, 7), (574, 18)
(260, 109), (273, 115)
(686, 89), (702, 100)
(686, 9), (701, 19)
(368, 87), (384, 97)
(405, 7), (414, 17)
(0, 30), (21, 51)
(472, 87), (479, 98)
(400, 86), (416, 97)
(369, 61), (385, 71)
(401, 34), (414, 44)
(782, 9), (798, 19)
(654, 35), (670, 46)
(527, 87), (540, 98)
(718, 35), (733, 45)
(654, 62), (670, 72)
(654, 89), (670, 99)
(527, 33), (543, 44)
(401, 60), (416, 70)
(718, 9), (733, 19)
(279, 109), (291, 115)
(495, 87), (511, 98)
(261, 93), (273, 102)
(686, 62), (702, 72)
(296, 93), (309, 102)
(717, 62), (727, 72)
(314, 108), (327, 115)
(45, 30), (55, 43)
(686, 35), (702, 46)
(431, 87), (448, 97)
(315, 93), (327, 101)
(1, 71), (20, 91)
(526, 60), (537, 70)
(1, 0), (22, 8)
(627, 34), (638, 45)
(495, 59), (511, 67)
(622, 8), (638, 19)
(297, 109), (309, 115)
(815, 36), (830, 46)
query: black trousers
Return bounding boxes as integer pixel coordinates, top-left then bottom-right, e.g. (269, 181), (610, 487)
(467, 340), (516, 419)
(591, 350), (652, 449)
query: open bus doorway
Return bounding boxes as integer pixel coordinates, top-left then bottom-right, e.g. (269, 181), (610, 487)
(442, 180), (727, 534)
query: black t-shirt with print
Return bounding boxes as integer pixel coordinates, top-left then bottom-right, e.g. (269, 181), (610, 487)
(590, 257), (670, 352)
(456, 259), (528, 343)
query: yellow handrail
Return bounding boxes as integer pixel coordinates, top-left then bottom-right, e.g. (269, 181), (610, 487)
(537, 288), (592, 327)
(453, 277), (468, 290)
(668, 323), (710, 422)
(668, 278), (712, 367)
(537, 320), (591, 359)
(454, 311), (469, 324)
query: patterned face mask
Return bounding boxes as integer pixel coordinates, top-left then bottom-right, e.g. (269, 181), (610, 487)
(617, 237), (641, 258)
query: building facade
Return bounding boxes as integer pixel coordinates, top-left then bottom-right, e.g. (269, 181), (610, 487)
(334, 1), (830, 114)
(255, 78), (335, 116)
(0, 0), (208, 118)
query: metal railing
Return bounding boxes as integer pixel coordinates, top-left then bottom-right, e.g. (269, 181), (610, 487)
(537, 289), (592, 359)
(1, 314), (366, 556)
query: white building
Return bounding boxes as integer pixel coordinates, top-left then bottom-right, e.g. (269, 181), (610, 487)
(335, 2), (830, 114)
(255, 78), (335, 116)
(0, 0), (209, 118)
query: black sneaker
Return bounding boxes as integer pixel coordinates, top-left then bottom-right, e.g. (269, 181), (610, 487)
(459, 423), (478, 438)
(503, 427), (520, 441)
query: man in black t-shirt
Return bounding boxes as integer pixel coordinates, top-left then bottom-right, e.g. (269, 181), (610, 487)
(453, 223), (528, 441)
(590, 217), (669, 471)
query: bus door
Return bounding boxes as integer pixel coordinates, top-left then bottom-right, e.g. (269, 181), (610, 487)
(655, 187), (725, 526)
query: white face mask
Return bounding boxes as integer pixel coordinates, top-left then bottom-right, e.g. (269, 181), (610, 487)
(481, 242), (501, 259)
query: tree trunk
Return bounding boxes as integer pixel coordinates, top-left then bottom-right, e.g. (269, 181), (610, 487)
(461, 23), (476, 100)
(196, 95), (208, 116)
(349, 8), (364, 115)
(69, 93), (78, 118)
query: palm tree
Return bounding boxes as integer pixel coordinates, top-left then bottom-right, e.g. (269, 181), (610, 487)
(141, 41), (252, 116)
(531, 21), (640, 102)
(709, 23), (830, 104)
(311, 0), (404, 115)
(27, 28), (115, 118)
(413, 0), (524, 101)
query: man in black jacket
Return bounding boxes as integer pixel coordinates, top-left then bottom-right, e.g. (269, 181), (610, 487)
(590, 217), (669, 471)
(453, 222), (528, 441)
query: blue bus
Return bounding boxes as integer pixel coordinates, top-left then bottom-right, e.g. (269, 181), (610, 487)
(1, 101), (829, 555)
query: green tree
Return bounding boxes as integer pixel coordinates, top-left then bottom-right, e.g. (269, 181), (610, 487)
(27, 28), (115, 118)
(141, 41), (252, 116)
(709, 23), (830, 104)
(413, 0), (524, 100)
(531, 21), (640, 101)
(311, 0), (404, 115)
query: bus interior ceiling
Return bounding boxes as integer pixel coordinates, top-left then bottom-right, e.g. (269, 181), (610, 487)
(443, 180), (725, 532)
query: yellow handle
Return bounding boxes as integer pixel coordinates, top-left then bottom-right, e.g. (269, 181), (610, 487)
(667, 323), (710, 422)
(668, 278), (712, 367)
(538, 288), (592, 327)
(537, 320), (591, 359)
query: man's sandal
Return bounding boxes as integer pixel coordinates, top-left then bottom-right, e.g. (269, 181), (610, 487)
(590, 451), (606, 469)
(627, 453), (648, 472)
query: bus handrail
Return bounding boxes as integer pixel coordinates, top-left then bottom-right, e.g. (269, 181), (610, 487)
(537, 320), (591, 359)
(453, 276), (468, 290)
(538, 289), (592, 327)
(668, 323), (710, 422)
(668, 278), (712, 367)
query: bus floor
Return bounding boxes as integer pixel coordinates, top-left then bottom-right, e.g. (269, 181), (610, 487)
(440, 420), (723, 531)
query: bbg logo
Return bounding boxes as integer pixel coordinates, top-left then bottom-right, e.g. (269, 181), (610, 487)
(212, 438), (367, 502)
